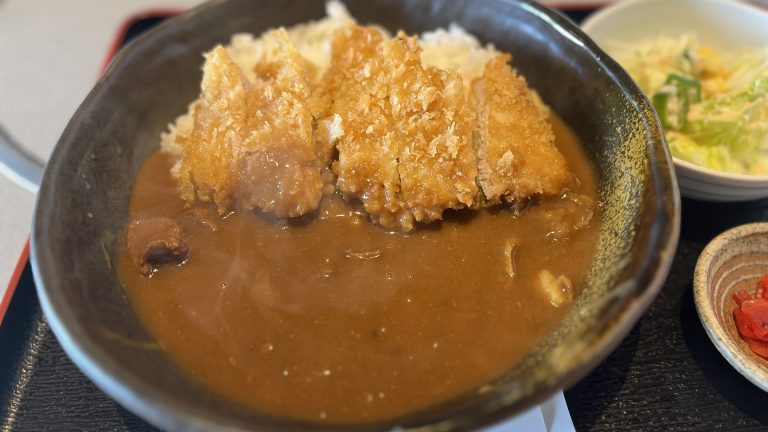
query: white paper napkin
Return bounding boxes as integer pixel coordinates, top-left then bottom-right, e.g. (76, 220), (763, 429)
(484, 391), (574, 432)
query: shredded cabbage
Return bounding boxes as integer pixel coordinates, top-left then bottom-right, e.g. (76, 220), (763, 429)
(612, 35), (768, 175)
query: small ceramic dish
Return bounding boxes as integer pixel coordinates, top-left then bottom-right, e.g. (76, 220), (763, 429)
(694, 222), (768, 392)
(581, 0), (768, 202)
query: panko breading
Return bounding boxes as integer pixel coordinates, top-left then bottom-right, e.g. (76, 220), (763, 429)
(174, 29), (324, 218)
(161, 9), (575, 230)
(316, 25), (478, 231)
(471, 55), (571, 203)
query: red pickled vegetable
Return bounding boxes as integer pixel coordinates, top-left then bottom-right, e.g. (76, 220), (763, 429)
(757, 275), (768, 300)
(732, 274), (768, 358)
(734, 307), (758, 339)
(741, 299), (768, 339)
(733, 290), (752, 306)
(744, 337), (768, 358)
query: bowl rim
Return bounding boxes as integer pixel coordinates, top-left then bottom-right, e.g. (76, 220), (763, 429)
(30, 0), (681, 430)
(693, 222), (768, 393)
(581, 0), (768, 35)
(674, 158), (768, 184)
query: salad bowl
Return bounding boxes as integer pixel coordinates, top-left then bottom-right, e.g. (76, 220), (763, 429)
(582, 0), (768, 202)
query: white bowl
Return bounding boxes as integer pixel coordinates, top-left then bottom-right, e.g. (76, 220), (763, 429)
(581, 0), (768, 202)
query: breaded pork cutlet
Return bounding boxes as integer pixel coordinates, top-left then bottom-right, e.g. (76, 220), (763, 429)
(173, 29), (324, 218)
(471, 55), (571, 203)
(315, 25), (478, 231)
(164, 18), (573, 230)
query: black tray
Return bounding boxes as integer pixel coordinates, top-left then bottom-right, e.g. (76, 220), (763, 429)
(3, 8), (768, 432)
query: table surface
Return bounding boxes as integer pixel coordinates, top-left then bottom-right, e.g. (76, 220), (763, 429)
(565, 198), (768, 431)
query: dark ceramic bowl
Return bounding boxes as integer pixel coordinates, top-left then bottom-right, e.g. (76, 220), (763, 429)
(31, 0), (680, 430)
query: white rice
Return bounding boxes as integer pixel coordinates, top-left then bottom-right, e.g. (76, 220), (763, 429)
(420, 23), (498, 87)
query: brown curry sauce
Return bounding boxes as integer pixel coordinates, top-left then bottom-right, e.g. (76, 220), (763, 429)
(118, 114), (599, 422)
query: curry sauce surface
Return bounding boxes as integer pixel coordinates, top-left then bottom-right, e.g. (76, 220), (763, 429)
(118, 115), (599, 422)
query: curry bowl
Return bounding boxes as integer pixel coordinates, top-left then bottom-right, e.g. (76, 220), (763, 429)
(31, 0), (679, 430)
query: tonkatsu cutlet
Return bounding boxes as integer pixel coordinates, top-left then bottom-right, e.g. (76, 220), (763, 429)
(471, 55), (571, 203)
(172, 29), (324, 218)
(315, 25), (478, 231)
(161, 17), (574, 231)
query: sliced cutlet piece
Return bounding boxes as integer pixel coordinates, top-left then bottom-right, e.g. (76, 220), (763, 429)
(395, 47), (478, 224)
(317, 24), (478, 231)
(471, 55), (571, 203)
(315, 25), (406, 229)
(174, 29), (324, 218)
